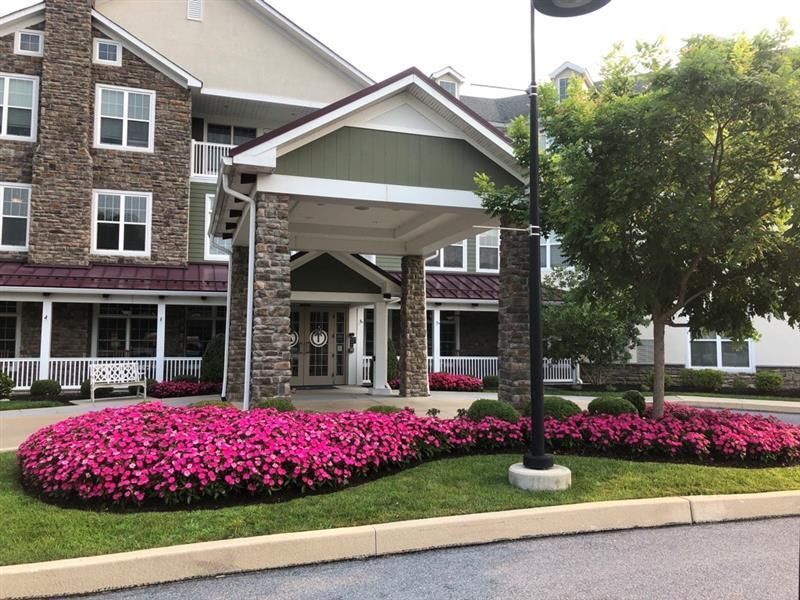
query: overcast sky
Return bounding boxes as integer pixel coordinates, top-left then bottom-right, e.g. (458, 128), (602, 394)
(6, 0), (799, 94)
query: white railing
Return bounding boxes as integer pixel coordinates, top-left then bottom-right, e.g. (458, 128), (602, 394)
(361, 356), (373, 384)
(439, 356), (498, 380)
(543, 358), (579, 383)
(0, 358), (39, 390)
(2, 357), (204, 391)
(191, 140), (233, 178)
(165, 357), (202, 381)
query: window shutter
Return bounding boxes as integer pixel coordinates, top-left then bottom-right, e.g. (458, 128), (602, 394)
(187, 0), (202, 21)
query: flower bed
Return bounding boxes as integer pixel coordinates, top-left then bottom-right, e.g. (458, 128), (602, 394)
(388, 372), (483, 392)
(148, 380), (222, 398)
(17, 403), (799, 507)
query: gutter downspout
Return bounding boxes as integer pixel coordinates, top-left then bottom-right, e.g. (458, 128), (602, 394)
(222, 172), (257, 411)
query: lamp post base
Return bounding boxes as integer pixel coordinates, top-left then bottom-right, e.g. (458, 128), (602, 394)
(508, 463), (572, 492)
(523, 452), (554, 470)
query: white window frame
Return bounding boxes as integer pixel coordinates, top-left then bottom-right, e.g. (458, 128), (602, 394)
(686, 332), (754, 373)
(426, 240), (467, 272)
(475, 229), (500, 273)
(0, 73), (39, 142)
(93, 38), (122, 67)
(204, 193), (230, 261)
(187, 0), (203, 21)
(558, 77), (569, 101)
(91, 190), (152, 257)
(540, 235), (567, 271)
(438, 80), (458, 97)
(14, 30), (43, 57)
(94, 84), (156, 153)
(0, 182), (31, 251)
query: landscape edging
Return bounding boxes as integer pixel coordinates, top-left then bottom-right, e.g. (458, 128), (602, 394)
(1, 491), (797, 599)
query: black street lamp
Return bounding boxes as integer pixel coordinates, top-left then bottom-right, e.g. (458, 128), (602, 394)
(524, 0), (610, 471)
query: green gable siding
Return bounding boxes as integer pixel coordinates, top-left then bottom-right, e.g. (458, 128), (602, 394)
(189, 182), (216, 262)
(292, 254), (380, 293)
(276, 127), (519, 190)
(375, 238), (482, 274)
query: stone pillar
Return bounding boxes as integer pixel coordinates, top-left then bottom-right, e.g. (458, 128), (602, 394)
(30, 0), (94, 265)
(224, 246), (249, 402)
(399, 255), (429, 397)
(249, 192), (292, 401)
(498, 223), (530, 410)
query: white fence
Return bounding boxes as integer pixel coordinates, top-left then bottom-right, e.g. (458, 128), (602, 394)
(191, 140), (233, 178)
(360, 356), (579, 386)
(3, 357), (203, 391)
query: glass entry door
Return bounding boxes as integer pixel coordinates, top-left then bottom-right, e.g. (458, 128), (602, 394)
(290, 306), (347, 386)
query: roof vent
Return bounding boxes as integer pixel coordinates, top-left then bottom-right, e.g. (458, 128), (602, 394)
(187, 0), (202, 21)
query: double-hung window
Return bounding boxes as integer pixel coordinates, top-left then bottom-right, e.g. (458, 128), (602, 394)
(476, 229), (500, 272)
(95, 85), (155, 151)
(426, 240), (467, 271)
(92, 190), (151, 256)
(0, 183), (30, 250)
(206, 123), (257, 146)
(0, 73), (38, 141)
(540, 235), (567, 270)
(688, 333), (752, 371)
(204, 194), (231, 260)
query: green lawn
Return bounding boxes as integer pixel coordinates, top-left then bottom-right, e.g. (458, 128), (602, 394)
(2, 452), (798, 566)
(0, 400), (71, 411)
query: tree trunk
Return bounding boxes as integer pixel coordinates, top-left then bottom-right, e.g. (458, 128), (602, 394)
(652, 315), (666, 418)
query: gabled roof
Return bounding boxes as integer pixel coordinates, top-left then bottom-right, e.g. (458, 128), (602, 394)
(549, 61), (594, 87)
(460, 94), (529, 127)
(229, 67), (518, 175)
(0, 2), (201, 89)
(430, 66), (466, 83)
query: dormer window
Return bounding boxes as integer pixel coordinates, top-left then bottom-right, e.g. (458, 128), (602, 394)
(93, 39), (122, 67)
(438, 80), (458, 97)
(431, 67), (465, 99)
(14, 30), (43, 57)
(558, 77), (569, 101)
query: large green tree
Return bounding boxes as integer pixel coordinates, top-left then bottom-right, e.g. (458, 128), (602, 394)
(478, 26), (800, 417)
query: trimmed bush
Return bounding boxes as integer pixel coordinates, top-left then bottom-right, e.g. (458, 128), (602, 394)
(0, 372), (14, 398)
(680, 369), (724, 392)
(29, 379), (62, 402)
(466, 399), (519, 424)
(366, 405), (402, 414)
(189, 399), (234, 409)
(201, 334), (225, 383)
(644, 371), (673, 391)
(128, 379), (156, 396)
(730, 375), (749, 391)
(171, 374), (199, 383)
(253, 397), (295, 412)
(588, 396), (637, 416)
(622, 390), (646, 416)
(482, 375), (498, 390)
(543, 396), (582, 420)
(754, 371), (783, 393)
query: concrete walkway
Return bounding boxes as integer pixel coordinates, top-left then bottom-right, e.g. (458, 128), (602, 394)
(1, 386), (798, 451)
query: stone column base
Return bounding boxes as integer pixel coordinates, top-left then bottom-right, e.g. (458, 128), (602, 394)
(508, 463), (572, 491)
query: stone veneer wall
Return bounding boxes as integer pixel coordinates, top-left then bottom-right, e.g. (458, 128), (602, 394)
(249, 193), (292, 400)
(224, 246), (249, 402)
(398, 255), (429, 396)
(497, 225), (530, 409)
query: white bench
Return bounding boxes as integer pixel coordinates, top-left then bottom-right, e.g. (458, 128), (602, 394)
(89, 362), (147, 403)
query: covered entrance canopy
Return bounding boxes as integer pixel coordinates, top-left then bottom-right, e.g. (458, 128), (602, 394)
(211, 67), (523, 407)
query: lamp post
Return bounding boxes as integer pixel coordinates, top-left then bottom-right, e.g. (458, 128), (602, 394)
(521, 0), (610, 474)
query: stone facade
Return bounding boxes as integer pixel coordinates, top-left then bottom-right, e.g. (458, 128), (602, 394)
(249, 193), (292, 400)
(498, 225), (530, 409)
(398, 255), (429, 396)
(225, 246), (248, 402)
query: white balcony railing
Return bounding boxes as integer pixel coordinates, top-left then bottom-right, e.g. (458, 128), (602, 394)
(191, 140), (233, 178)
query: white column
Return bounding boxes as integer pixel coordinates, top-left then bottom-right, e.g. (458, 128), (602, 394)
(39, 299), (52, 380)
(368, 300), (392, 395)
(432, 308), (441, 373)
(155, 301), (166, 382)
(346, 305), (360, 385)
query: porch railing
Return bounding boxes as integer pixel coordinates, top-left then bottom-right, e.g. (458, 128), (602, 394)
(359, 356), (579, 386)
(191, 140), (234, 178)
(3, 357), (203, 391)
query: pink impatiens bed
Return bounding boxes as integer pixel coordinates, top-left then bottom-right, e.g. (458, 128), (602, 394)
(17, 403), (799, 508)
(388, 372), (484, 392)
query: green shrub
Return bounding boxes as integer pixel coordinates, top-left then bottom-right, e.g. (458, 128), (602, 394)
(621, 390), (646, 416)
(79, 379), (113, 399)
(29, 379), (62, 402)
(754, 371), (783, 393)
(172, 374), (199, 383)
(644, 371), (673, 391)
(0, 372), (14, 398)
(189, 399), (234, 409)
(201, 334), (225, 382)
(466, 399), (519, 424)
(366, 405), (402, 414)
(482, 375), (498, 390)
(128, 379), (156, 396)
(730, 375), (749, 391)
(587, 396), (638, 416)
(387, 339), (399, 380)
(679, 369), (724, 392)
(543, 396), (582, 420)
(252, 397), (295, 412)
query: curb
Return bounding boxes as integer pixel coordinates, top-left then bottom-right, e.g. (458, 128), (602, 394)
(1, 491), (797, 599)
(672, 397), (800, 414)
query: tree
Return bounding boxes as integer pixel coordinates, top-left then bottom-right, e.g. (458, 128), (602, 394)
(478, 26), (800, 417)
